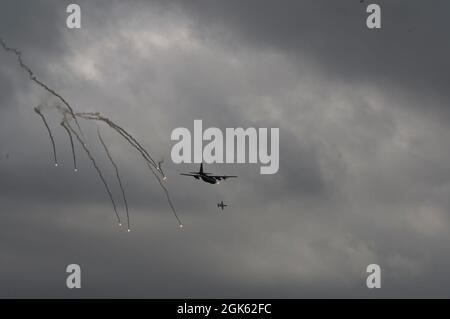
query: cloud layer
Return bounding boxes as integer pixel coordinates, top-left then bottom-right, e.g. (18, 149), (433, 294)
(1, 0), (450, 297)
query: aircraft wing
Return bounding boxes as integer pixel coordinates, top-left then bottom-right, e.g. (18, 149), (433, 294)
(180, 173), (200, 177)
(211, 175), (238, 180)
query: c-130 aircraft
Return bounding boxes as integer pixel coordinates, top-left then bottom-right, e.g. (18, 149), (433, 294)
(180, 163), (237, 185)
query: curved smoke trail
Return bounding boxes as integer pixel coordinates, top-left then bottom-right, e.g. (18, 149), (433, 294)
(147, 163), (183, 228)
(1, 37), (182, 229)
(62, 119), (122, 226)
(97, 127), (131, 231)
(34, 106), (58, 166)
(0, 37), (85, 140)
(60, 118), (78, 171)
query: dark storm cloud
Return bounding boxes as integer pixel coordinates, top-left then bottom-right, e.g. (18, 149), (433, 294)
(2, 0), (450, 298)
(170, 0), (450, 118)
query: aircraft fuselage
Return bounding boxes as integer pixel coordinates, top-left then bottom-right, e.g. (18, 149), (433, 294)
(201, 175), (217, 184)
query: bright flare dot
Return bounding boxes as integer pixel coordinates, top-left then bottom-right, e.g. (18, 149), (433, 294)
(163, 176), (167, 181)
(118, 223), (122, 227)
(54, 163), (58, 167)
(74, 168), (78, 172)
(127, 229), (131, 232)
(179, 224), (183, 228)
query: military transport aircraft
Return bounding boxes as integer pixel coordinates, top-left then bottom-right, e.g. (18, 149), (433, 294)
(180, 163), (237, 184)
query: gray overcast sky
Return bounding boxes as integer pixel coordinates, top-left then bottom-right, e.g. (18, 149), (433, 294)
(1, 0), (450, 298)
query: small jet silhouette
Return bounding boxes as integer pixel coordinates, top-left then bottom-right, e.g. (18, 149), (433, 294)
(180, 163), (237, 185)
(217, 201), (228, 210)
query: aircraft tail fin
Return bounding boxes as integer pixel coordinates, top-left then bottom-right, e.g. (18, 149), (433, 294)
(199, 163), (204, 174)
